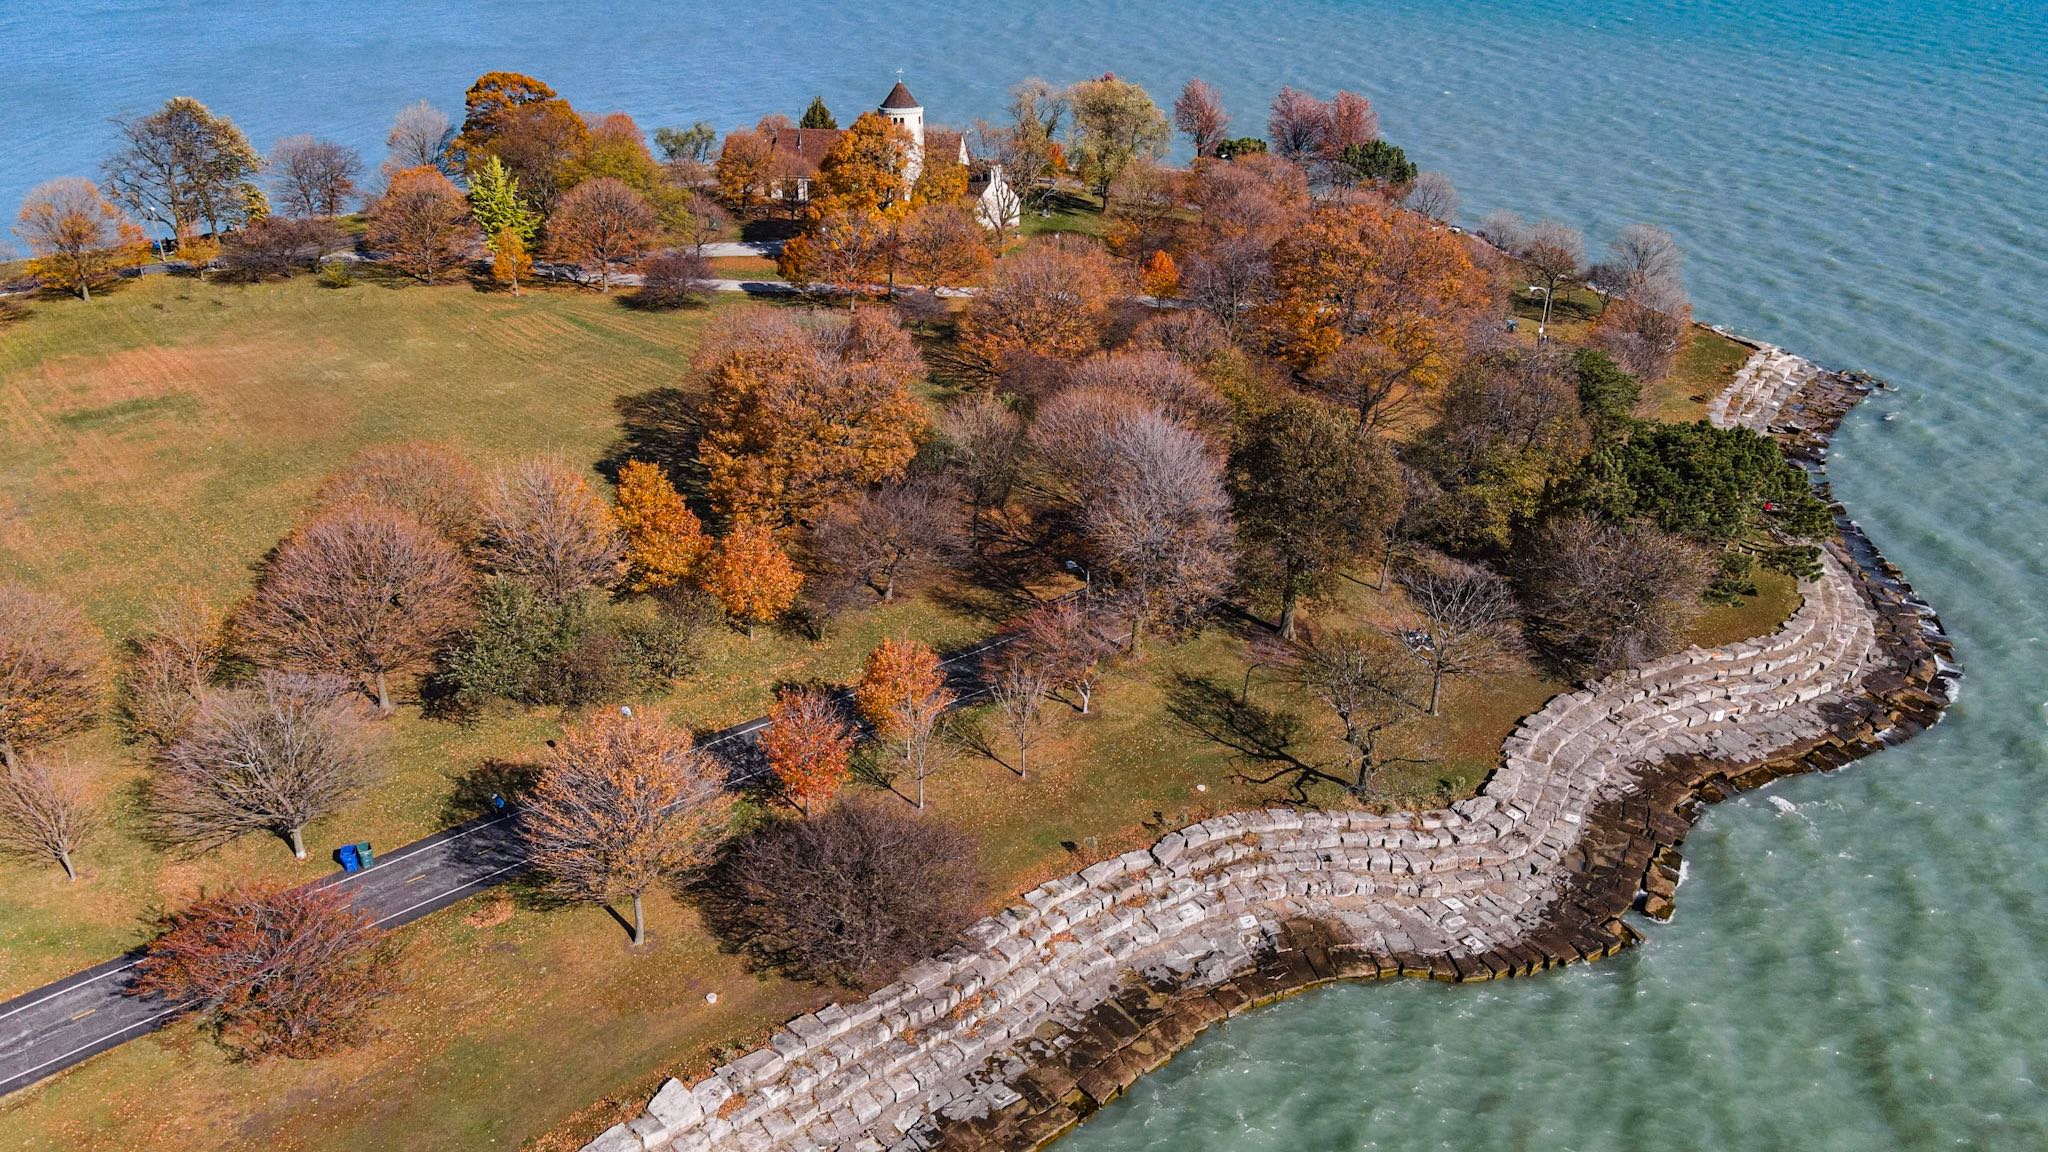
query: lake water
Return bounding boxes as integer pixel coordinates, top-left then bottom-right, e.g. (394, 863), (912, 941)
(10, 1), (2048, 1148)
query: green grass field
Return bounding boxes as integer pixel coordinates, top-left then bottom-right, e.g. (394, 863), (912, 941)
(0, 269), (1793, 1152)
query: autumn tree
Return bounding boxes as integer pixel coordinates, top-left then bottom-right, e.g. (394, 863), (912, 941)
(702, 524), (803, 637)
(776, 205), (891, 298)
(1591, 224), (1691, 382)
(1412, 346), (1592, 556)
(694, 308), (928, 525)
(1404, 170), (1460, 223)
(267, 136), (361, 217)
(13, 178), (145, 300)
(1023, 598), (1113, 714)
(467, 154), (539, 294)
(983, 646), (1052, 777)
(1230, 398), (1402, 638)
(760, 687), (855, 814)
(239, 501), (474, 713)
(480, 457), (625, 603)
(127, 882), (401, 1058)
(813, 111), (913, 219)
(854, 638), (953, 809)
(952, 236), (1127, 380)
(612, 460), (709, 591)
(119, 589), (227, 749)
(633, 247), (712, 309)
(935, 393), (1024, 538)
(1283, 625), (1426, 798)
(571, 112), (688, 231)
(0, 585), (103, 771)
(314, 442), (486, 549)
(1264, 197), (1495, 417)
(382, 100), (456, 179)
(967, 79), (1067, 212)
(0, 755), (98, 881)
(218, 214), (344, 279)
(1397, 554), (1520, 714)
(1515, 219), (1585, 324)
(102, 96), (261, 237)
(545, 177), (657, 290)
(713, 129), (774, 214)
(717, 801), (981, 985)
(1061, 350), (1231, 437)
(1139, 250), (1180, 299)
(1514, 513), (1711, 675)
(151, 671), (378, 859)
(1173, 78), (1231, 157)
(910, 142), (968, 207)
(1067, 74), (1170, 206)
(894, 201), (992, 293)
(521, 711), (731, 946)
(449, 71), (588, 212)
(367, 166), (473, 282)
(1267, 87), (1330, 165)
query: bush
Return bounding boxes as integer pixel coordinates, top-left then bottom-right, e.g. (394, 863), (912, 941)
(219, 216), (346, 280)
(711, 802), (982, 986)
(630, 248), (712, 309)
(443, 579), (706, 711)
(316, 261), (354, 288)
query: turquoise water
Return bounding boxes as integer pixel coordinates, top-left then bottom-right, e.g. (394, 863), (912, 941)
(11, 2), (2048, 1148)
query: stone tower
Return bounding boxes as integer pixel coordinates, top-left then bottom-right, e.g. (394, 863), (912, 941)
(880, 79), (925, 182)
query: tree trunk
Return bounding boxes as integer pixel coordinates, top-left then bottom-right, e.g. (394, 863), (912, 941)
(59, 850), (76, 882)
(288, 825), (306, 860)
(374, 669), (391, 715)
(1077, 682), (1092, 715)
(1, 741), (16, 771)
(631, 894), (646, 946)
(1428, 664), (1444, 716)
(1378, 542), (1394, 590)
(80, 279), (92, 303)
(1278, 595), (1299, 641)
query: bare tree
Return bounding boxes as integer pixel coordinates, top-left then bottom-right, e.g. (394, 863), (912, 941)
(1268, 87), (1330, 165)
(218, 215), (345, 279)
(119, 589), (226, 748)
(520, 712), (732, 946)
(1397, 554), (1521, 714)
(983, 646), (1053, 777)
(807, 480), (968, 603)
(382, 100), (456, 179)
(480, 457), (625, 603)
(1079, 407), (1238, 650)
(268, 136), (362, 217)
(313, 441), (487, 549)
(1589, 224), (1691, 383)
(150, 671), (378, 859)
(1516, 220), (1584, 316)
(1593, 223), (1686, 309)
(0, 584), (103, 771)
(631, 248), (712, 309)
(0, 755), (99, 880)
(715, 800), (982, 986)
(1515, 514), (1711, 675)
(1063, 350), (1232, 438)
(1172, 78), (1231, 158)
(546, 177), (658, 290)
(1404, 171), (1460, 223)
(127, 882), (401, 1059)
(1476, 208), (1528, 254)
(1284, 626), (1427, 798)
(936, 394), (1024, 538)
(1022, 599), (1115, 714)
(238, 501), (475, 713)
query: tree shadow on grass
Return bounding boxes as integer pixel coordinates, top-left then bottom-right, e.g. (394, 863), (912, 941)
(438, 758), (542, 826)
(596, 386), (712, 517)
(1162, 671), (1342, 807)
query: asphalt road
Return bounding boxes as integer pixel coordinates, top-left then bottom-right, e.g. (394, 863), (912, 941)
(0, 627), (1033, 1097)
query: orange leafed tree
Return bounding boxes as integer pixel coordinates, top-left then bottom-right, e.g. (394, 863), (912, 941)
(1139, 249), (1181, 298)
(449, 71), (588, 212)
(1261, 198), (1495, 420)
(713, 129), (773, 214)
(612, 460), (708, 591)
(546, 176), (658, 290)
(760, 687), (855, 814)
(520, 711), (732, 946)
(894, 202), (993, 293)
(910, 145), (968, 206)
(701, 524), (802, 636)
(126, 882), (401, 1059)
(694, 308), (928, 526)
(952, 236), (1128, 381)
(14, 177), (146, 301)
(812, 112), (913, 219)
(853, 637), (953, 809)
(367, 167), (473, 283)
(0, 584), (104, 770)
(776, 205), (891, 298)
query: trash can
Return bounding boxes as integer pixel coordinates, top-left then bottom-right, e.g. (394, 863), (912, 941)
(355, 841), (375, 869)
(337, 843), (361, 873)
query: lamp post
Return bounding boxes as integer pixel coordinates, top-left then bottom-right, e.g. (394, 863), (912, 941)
(1062, 559), (1091, 598)
(142, 207), (171, 264)
(1528, 284), (1553, 342)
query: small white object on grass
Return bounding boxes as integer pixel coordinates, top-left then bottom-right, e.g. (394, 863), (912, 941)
(705, 992), (719, 1005)
(1196, 783), (1208, 793)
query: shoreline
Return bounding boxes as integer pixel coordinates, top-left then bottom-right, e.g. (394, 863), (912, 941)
(582, 346), (1957, 1152)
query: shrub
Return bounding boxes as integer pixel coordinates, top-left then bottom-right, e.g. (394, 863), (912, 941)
(631, 249), (713, 309)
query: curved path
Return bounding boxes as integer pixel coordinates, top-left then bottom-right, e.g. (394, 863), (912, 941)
(582, 348), (1953, 1152)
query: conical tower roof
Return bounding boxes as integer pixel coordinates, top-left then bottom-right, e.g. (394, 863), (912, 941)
(880, 81), (920, 110)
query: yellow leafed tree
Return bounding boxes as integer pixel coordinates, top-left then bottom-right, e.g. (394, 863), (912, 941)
(700, 524), (802, 637)
(611, 461), (708, 591)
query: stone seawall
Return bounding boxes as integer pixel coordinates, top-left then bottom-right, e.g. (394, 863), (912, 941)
(582, 346), (1954, 1152)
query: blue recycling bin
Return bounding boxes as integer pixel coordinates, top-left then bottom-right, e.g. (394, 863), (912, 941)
(337, 843), (361, 872)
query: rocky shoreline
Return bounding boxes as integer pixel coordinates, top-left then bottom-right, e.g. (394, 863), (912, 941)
(580, 344), (1956, 1152)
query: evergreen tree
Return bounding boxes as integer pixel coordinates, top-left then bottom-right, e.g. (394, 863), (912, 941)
(801, 96), (838, 129)
(469, 155), (540, 293)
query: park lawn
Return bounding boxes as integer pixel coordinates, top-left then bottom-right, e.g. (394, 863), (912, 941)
(706, 255), (782, 280)
(1504, 283), (1754, 425)
(1019, 188), (1106, 238)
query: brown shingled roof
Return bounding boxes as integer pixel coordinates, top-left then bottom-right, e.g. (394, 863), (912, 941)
(880, 81), (920, 110)
(765, 126), (845, 180)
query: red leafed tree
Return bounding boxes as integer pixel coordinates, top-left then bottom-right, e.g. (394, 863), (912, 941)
(760, 687), (855, 814)
(546, 176), (658, 290)
(1172, 78), (1231, 158)
(126, 882), (402, 1059)
(1023, 599), (1114, 715)
(367, 166), (474, 282)
(1267, 87), (1330, 163)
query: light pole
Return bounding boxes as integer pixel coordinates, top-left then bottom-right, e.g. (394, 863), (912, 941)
(1062, 559), (1091, 598)
(1527, 284), (1554, 342)
(142, 207), (171, 264)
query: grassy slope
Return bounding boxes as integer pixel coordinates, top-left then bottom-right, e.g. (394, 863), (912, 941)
(0, 270), (1792, 1152)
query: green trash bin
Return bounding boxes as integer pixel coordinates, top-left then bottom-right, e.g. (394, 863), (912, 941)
(355, 841), (374, 869)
